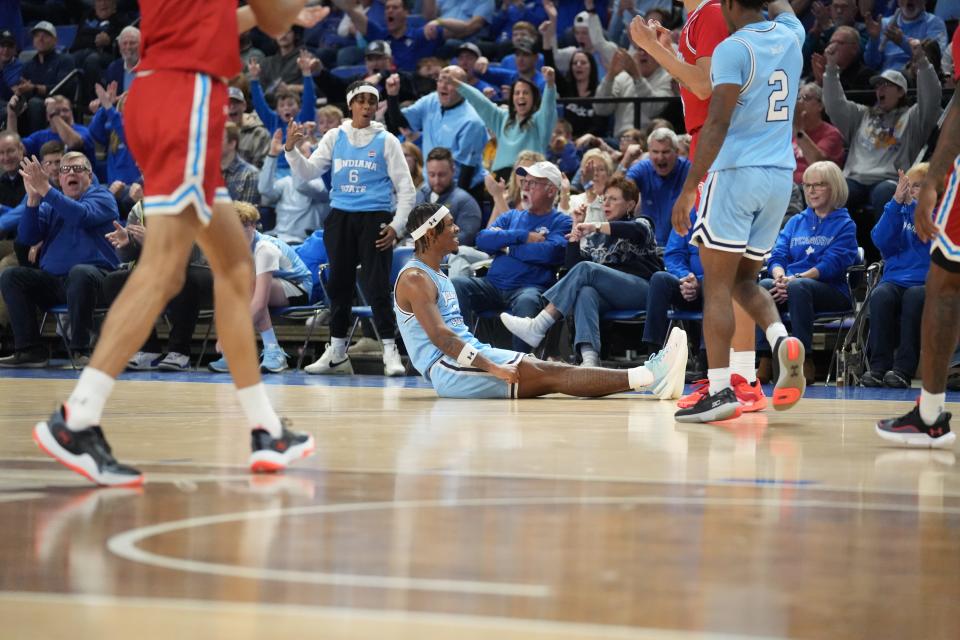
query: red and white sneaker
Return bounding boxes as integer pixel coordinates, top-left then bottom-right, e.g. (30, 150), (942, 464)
(677, 379), (708, 409)
(731, 374), (767, 412)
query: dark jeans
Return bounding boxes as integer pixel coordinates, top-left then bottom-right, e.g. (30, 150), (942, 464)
(642, 271), (703, 347)
(451, 275), (545, 352)
(846, 178), (897, 217)
(323, 209), (396, 341)
(101, 265), (213, 355)
(867, 281), (924, 376)
(758, 277), (852, 350)
(0, 264), (111, 353)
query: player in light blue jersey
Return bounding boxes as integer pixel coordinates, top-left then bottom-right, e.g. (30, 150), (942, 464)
(670, 0), (808, 423)
(394, 202), (689, 400)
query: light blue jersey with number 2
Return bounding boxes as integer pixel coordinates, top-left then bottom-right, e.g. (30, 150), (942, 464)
(708, 13), (805, 172)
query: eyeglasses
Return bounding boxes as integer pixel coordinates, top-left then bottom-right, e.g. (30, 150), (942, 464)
(802, 181), (828, 191)
(798, 94), (819, 102)
(521, 178), (552, 189)
(59, 164), (89, 175)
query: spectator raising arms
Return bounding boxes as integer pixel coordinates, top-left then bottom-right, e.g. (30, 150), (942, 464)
(449, 67), (557, 180)
(822, 56), (941, 220)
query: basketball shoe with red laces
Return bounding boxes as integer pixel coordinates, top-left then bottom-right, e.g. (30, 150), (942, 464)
(678, 375), (767, 412)
(876, 405), (955, 448)
(731, 374), (767, 412)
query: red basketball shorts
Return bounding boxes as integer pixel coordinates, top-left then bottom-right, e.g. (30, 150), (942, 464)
(125, 70), (231, 225)
(934, 158), (960, 266)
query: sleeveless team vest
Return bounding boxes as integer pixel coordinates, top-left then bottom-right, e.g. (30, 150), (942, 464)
(393, 258), (481, 380)
(330, 128), (394, 212)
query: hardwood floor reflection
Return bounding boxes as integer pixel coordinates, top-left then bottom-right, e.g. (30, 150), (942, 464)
(0, 377), (957, 639)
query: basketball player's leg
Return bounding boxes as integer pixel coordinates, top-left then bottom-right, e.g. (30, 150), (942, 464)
(516, 328), (688, 399)
(197, 201), (315, 470)
(195, 201), (261, 390)
(34, 212), (199, 487)
(918, 258), (960, 396)
(876, 254), (960, 447)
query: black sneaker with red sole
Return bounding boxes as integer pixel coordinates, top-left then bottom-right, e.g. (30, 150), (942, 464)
(876, 405), (955, 448)
(33, 406), (144, 486)
(249, 418), (316, 473)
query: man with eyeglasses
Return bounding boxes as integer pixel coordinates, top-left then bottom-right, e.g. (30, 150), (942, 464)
(0, 151), (119, 368)
(5, 95), (95, 167)
(810, 26), (875, 91)
(449, 160), (572, 353)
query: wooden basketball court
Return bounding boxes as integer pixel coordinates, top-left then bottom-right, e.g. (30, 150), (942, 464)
(1, 372), (958, 639)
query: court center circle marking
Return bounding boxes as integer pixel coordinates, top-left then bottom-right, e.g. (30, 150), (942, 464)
(107, 494), (960, 597)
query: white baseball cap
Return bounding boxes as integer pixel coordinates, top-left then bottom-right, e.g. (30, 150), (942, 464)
(516, 161), (562, 189)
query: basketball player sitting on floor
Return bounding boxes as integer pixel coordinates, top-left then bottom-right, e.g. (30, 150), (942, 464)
(393, 202), (688, 400)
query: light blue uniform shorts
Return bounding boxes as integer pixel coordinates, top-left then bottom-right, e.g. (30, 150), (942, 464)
(428, 348), (526, 399)
(691, 166), (793, 261)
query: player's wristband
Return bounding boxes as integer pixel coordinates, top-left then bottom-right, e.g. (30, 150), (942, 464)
(457, 344), (478, 367)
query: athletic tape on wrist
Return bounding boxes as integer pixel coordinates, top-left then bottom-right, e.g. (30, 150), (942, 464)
(411, 205), (450, 241)
(456, 344), (478, 367)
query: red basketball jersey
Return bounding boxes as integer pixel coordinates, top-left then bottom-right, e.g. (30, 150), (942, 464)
(677, 0), (729, 136)
(953, 28), (959, 83)
(137, 0), (241, 79)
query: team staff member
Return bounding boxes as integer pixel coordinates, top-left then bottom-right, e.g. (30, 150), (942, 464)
(285, 81), (415, 377)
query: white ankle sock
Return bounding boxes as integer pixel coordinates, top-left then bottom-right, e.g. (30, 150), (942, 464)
(765, 322), (788, 349)
(531, 310), (556, 335)
(65, 367), (115, 431)
(628, 365), (654, 390)
(580, 346), (599, 366)
(708, 367), (731, 394)
(236, 383), (282, 437)
(330, 337), (348, 360)
(919, 389), (946, 426)
(731, 350), (756, 383)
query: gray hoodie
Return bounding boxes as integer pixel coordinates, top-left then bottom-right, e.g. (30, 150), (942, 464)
(822, 59), (942, 185)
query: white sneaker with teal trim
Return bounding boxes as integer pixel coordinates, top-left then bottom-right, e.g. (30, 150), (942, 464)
(643, 327), (688, 400)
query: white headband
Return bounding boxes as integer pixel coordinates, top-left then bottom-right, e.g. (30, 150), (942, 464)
(347, 84), (380, 105)
(411, 206), (450, 241)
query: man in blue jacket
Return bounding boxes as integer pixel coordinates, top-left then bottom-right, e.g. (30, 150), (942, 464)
(451, 160), (572, 352)
(0, 151), (119, 367)
(625, 128), (690, 247)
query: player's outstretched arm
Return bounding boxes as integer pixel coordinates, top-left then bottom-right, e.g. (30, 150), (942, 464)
(238, 0), (308, 38)
(670, 83), (739, 234)
(767, 0), (796, 18)
(398, 269), (518, 384)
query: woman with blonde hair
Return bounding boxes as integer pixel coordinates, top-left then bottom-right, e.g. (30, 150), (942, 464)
(861, 162), (932, 388)
(567, 149), (614, 225)
(401, 141), (424, 189)
(757, 161), (859, 384)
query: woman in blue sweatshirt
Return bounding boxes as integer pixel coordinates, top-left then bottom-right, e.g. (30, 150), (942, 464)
(759, 161), (859, 383)
(498, 175), (662, 367)
(862, 163), (931, 388)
